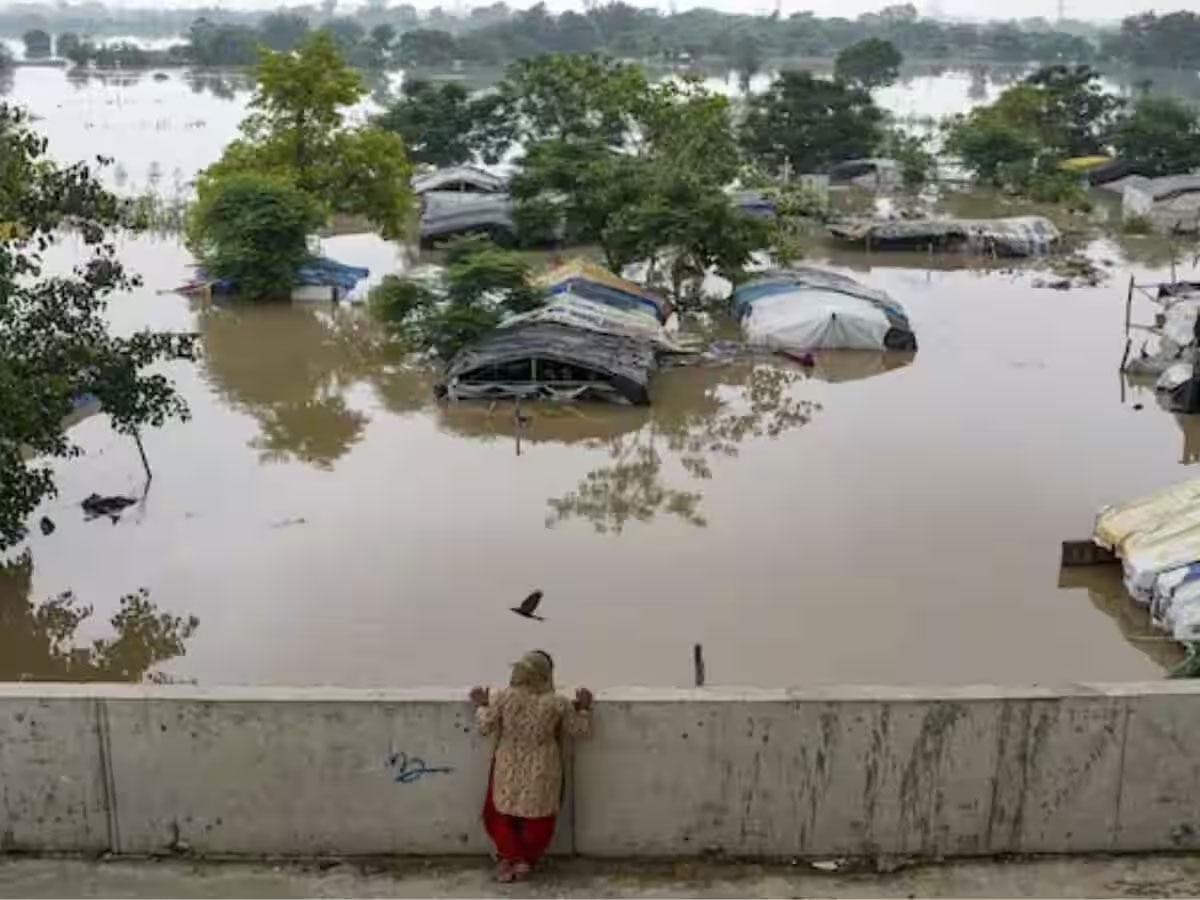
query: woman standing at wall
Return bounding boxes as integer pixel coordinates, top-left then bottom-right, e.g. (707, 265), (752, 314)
(469, 650), (593, 882)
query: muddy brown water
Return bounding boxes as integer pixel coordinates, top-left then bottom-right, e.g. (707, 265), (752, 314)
(3, 67), (1199, 687)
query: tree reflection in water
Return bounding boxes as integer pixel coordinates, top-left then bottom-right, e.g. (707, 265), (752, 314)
(0, 553), (199, 682)
(198, 302), (428, 469)
(546, 363), (822, 534)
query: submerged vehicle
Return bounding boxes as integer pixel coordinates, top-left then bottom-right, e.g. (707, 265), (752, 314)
(732, 267), (917, 355)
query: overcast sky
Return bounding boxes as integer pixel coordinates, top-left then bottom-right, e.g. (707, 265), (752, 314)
(7, 0), (1200, 25)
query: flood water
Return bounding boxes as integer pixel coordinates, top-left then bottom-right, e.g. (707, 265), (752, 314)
(3, 66), (1199, 688)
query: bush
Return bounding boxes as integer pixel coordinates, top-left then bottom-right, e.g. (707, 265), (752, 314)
(370, 238), (544, 360)
(185, 173), (326, 301)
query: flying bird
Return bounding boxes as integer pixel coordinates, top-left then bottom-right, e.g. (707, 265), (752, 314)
(39, 516), (55, 536)
(511, 590), (545, 621)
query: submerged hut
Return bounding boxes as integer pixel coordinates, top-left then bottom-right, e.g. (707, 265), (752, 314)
(436, 259), (672, 406)
(829, 216), (1060, 257)
(732, 267), (917, 356)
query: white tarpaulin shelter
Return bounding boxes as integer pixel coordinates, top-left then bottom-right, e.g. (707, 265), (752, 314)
(743, 291), (892, 351)
(731, 267), (917, 355)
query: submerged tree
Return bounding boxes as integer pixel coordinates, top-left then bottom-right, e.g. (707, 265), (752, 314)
(834, 37), (903, 90)
(1111, 96), (1200, 178)
(0, 104), (197, 551)
(741, 70), (884, 176)
(0, 553), (198, 682)
(198, 31), (412, 240)
(375, 79), (484, 168)
(22, 29), (51, 60)
(185, 172), (325, 301)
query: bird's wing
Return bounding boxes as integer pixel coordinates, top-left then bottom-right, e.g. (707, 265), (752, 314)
(521, 591), (542, 613)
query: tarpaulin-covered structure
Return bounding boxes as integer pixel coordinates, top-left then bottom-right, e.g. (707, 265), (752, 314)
(537, 259), (672, 323)
(731, 267), (917, 355)
(175, 256), (369, 303)
(437, 259), (673, 405)
(828, 216), (1060, 257)
(436, 322), (657, 405)
(1094, 478), (1200, 640)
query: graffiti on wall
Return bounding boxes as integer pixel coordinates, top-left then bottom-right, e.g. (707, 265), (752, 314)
(388, 750), (454, 784)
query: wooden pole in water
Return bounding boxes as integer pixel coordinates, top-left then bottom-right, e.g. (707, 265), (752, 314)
(1125, 274), (1134, 339)
(693, 643), (705, 688)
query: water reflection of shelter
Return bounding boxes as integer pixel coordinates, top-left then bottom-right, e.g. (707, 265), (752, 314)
(1058, 565), (1182, 673)
(802, 350), (916, 383)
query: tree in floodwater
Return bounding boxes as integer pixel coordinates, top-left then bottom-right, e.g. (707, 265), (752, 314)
(22, 29), (51, 60)
(375, 79), (474, 168)
(741, 70), (884, 176)
(834, 38), (903, 90)
(0, 553), (199, 683)
(0, 104), (197, 552)
(370, 236), (542, 360)
(1110, 96), (1200, 178)
(185, 173), (325, 301)
(198, 31), (412, 240)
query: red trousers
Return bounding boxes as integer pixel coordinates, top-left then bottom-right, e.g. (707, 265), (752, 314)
(482, 764), (557, 864)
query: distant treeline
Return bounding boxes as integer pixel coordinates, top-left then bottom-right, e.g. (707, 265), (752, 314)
(1, 2), (1199, 71)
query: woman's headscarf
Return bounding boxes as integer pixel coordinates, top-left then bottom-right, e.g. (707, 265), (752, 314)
(510, 649), (554, 693)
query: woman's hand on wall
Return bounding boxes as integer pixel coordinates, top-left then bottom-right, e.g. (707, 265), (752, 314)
(470, 686), (489, 708)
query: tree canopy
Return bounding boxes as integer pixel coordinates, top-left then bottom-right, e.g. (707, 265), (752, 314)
(1111, 96), (1200, 178)
(834, 38), (903, 89)
(197, 31), (412, 241)
(0, 104), (196, 551)
(21, 28), (51, 59)
(375, 79), (489, 168)
(742, 70), (884, 176)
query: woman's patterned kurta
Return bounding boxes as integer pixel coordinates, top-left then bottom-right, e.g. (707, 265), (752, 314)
(476, 687), (592, 818)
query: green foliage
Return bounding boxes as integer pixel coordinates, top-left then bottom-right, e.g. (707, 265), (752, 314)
(495, 54), (651, 148)
(0, 552), (199, 683)
(22, 29), (51, 59)
(504, 57), (757, 282)
(945, 113), (1039, 186)
(187, 17), (260, 67)
(881, 128), (935, 188)
(397, 28), (458, 68)
(375, 79), (482, 168)
(1111, 96), (1200, 178)
(1023, 64), (1124, 158)
(947, 65), (1121, 198)
(198, 31), (412, 240)
(257, 11), (311, 51)
(444, 236), (543, 313)
(1103, 11), (1200, 70)
(185, 173), (325, 301)
(834, 37), (903, 89)
(0, 104), (197, 551)
(370, 238), (542, 360)
(742, 70), (884, 176)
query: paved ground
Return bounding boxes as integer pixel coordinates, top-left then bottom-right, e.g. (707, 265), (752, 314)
(5, 854), (1200, 898)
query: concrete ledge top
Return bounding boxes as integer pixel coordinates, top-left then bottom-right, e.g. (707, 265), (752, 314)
(0, 681), (1197, 702)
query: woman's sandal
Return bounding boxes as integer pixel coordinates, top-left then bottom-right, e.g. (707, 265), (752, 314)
(511, 862), (532, 881)
(493, 861), (516, 883)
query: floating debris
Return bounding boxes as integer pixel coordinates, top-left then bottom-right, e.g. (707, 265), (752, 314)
(81, 493), (136, 523)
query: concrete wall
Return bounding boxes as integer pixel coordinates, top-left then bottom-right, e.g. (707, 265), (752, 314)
(3, 683), (1200, 859)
